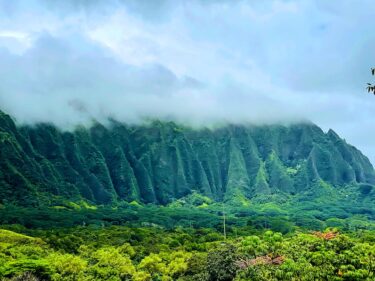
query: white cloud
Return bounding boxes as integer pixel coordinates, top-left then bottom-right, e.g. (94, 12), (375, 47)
(0, 0), (374, 163)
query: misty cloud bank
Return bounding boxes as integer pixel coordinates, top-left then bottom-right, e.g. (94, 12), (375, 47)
(0, 33), (305, 127)
(0, 0), (375, 162)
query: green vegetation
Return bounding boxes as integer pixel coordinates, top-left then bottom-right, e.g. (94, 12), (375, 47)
(0, 226), (374, 281)
(1, 110), (374, 207)
(0, 181), (374, 232)
(1, 110), (375, 280)
(0, 189), (374, 280)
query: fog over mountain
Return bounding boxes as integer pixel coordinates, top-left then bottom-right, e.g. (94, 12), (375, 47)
(0, 0), (375, 163)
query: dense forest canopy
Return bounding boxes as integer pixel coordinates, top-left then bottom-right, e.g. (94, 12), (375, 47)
(0, 226), (374, 281)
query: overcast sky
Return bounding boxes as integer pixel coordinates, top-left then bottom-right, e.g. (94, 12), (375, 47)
(0, 0), (374, 163)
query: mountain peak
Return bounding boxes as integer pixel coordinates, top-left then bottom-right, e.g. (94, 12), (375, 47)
(327, 128), (340, 140)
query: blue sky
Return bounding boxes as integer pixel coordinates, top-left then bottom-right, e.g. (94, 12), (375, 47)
(0, 0), (375, 163)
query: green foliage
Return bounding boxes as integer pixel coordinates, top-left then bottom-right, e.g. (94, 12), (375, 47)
(1, 109), (374, 207)
(207, 244), (238, 281)
(47, 253), (86, 281)
(0, 227), (373, 281)
(0, 110), (375, 280)
(88, 247), (135, 280)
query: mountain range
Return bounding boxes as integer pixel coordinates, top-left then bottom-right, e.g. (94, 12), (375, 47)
(0, 109), (374, 207)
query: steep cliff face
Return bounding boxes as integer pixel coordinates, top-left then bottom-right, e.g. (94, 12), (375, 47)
(0, 110), (374, 206)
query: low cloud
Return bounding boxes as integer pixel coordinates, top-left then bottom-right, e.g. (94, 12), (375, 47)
(0, 33), (305, 127)
(0, 34), (202, 125)
(0, 0), (375, 163)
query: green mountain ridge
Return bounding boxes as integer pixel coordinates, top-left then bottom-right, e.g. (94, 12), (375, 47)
(0, 109), (374, 206)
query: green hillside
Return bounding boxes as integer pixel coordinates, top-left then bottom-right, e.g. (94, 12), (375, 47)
(1, 110), (375, 281)
(1, 110), (374, 207)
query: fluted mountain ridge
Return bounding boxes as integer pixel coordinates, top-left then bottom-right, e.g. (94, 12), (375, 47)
(0, 110), (374, 206)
